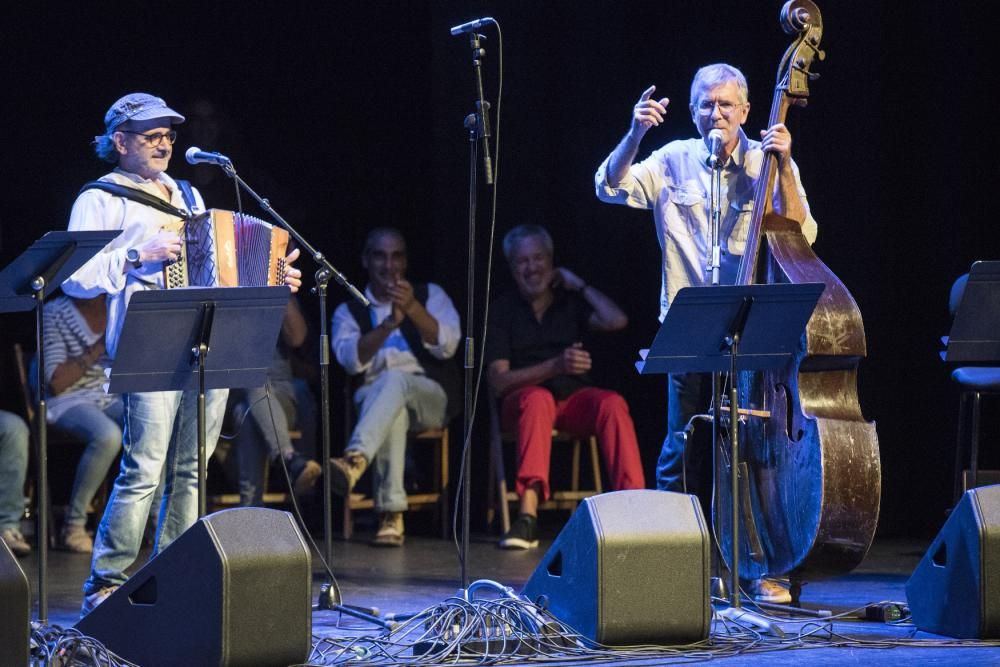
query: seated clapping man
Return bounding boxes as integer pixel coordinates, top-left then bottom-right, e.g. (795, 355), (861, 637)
(486, 224), (646, 549)
(329, 228), (460, 547)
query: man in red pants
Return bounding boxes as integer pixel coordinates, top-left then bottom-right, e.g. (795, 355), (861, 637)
(486, 224), (646, 549)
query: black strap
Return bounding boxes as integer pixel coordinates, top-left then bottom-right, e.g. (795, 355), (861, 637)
(176, 180), (198, 212)
(79, 181), (191, 220)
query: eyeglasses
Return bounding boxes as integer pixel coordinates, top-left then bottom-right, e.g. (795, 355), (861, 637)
(118, 129), (178, 147)
(695, 100), (745, 117)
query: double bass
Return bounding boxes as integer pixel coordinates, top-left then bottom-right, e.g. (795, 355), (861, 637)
(715, 0), (881, 588)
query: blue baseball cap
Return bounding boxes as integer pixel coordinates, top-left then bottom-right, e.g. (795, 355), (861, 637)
(104, 93), (185, 133)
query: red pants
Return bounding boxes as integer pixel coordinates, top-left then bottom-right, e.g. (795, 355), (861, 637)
(501, 386), (646, 501)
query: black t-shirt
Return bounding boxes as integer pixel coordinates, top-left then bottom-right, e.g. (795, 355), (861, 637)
(485, 288), (595, 400)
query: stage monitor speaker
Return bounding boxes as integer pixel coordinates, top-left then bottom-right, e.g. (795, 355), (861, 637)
(76, 507), (312, 666)
(906, 484), (1000, 638)
(1, 538), (30, 667)
(522, 489), (710, 645)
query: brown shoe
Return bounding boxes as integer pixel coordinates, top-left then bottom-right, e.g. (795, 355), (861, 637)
(61, 524), (94, 553)
(1, 527), (31, 558)
(80, 585), (119, 618)
(328, 451), (368, 497)
(291, 458), (322, 496)
(371, 512), (404, 547)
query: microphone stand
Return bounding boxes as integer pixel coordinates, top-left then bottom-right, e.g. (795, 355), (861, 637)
(457, 28), (494, 594)
(705, 149), (781, 633)
(217, 161), (385, 628)
(469, 31), (493, 186)
(707, 148), (728, 603)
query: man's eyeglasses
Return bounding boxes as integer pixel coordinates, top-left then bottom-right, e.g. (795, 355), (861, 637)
(695, 100), (745, 117)
(119, 130), (178, 147)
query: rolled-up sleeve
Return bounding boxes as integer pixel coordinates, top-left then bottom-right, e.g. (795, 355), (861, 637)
(62, 191), (131, 298)
(594, 152), (662, 210)
(424, 283), (460, 360)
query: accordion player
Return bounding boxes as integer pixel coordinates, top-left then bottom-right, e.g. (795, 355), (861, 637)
(161, 209), (290, 288)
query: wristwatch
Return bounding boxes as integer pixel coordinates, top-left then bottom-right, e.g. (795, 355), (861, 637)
(126, 248), (142, 268)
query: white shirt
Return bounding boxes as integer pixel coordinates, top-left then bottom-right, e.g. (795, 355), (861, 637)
(595, 129), (817, 321)
(61, 168), (205, 360)
(331, 283), (460, 385)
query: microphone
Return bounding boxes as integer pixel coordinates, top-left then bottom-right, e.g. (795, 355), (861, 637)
(450, 17), (493, 36)
(185, 146), (232, 166)
(706, 130), (724, 168)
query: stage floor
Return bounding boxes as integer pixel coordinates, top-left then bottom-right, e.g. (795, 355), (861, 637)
(14, 521), (1000, 666)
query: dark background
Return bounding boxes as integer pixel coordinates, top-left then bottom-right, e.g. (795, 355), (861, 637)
(2, 1), (993, 538)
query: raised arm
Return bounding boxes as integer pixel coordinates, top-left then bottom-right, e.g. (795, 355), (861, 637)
(553, 268), (627, 332)
(604, 85), (670, 187)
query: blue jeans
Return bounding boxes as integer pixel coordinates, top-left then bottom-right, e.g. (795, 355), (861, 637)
(656, 373), (712, 494)
(85, 388), (227, 594)
(233, 380), (296, 507)
(54, 401), (124, 527)
(0, 411), (29, 532)
(349, 370), (446, 513)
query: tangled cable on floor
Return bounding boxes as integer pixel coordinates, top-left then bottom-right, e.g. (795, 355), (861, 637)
(305, 582), (1000, 666)
(28, 622), (137, 667)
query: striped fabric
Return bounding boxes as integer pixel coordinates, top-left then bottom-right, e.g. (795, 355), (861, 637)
(40, 295), (115, 422)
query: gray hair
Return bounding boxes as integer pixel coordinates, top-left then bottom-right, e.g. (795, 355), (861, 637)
(502, 224), (553, 262)
(93, 132), (119, 164)
(689, 63), (748, 107)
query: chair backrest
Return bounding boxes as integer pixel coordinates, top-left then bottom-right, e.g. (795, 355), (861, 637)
(12, 343), (36, 424)
(949, 273), (969, 318)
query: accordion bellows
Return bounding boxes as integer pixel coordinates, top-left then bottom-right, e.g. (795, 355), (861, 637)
(162, 209), (289, 288)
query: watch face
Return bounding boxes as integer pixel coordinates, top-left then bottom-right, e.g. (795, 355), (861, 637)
(127, 249), (139, 263)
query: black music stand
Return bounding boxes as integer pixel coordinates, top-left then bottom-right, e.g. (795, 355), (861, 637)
(637, 282), (823, 618)
(0, 230), (121, 624)
(109, 286), (289, 517)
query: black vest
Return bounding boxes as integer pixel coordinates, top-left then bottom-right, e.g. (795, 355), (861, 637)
(347, 283), (461, 422)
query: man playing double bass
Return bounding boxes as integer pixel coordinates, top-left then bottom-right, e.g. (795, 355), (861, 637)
(594, 63), (817, 604)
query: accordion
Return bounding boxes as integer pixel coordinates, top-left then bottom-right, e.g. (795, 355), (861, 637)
(161, 209), (289, 288)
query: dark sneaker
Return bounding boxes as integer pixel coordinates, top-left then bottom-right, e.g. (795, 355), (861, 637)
(287, 454), (322, 496)
(329, 451), (368, 497)
(80, 585), (119, 618)
(751, 578), (792, 604)
(499, 514), (539, 550)
(1, 527), (31, 558)
(370, 512), (405, 547)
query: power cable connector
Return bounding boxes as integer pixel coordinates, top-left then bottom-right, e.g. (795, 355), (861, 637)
(864, 602), (908, 623)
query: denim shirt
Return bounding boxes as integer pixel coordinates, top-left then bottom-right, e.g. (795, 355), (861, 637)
(595, 128), (817, 321)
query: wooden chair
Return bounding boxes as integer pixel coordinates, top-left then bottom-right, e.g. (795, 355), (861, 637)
(486, 391), (603, 535)
(340, 382), (450, 540)
(12, 343), (110, 544)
